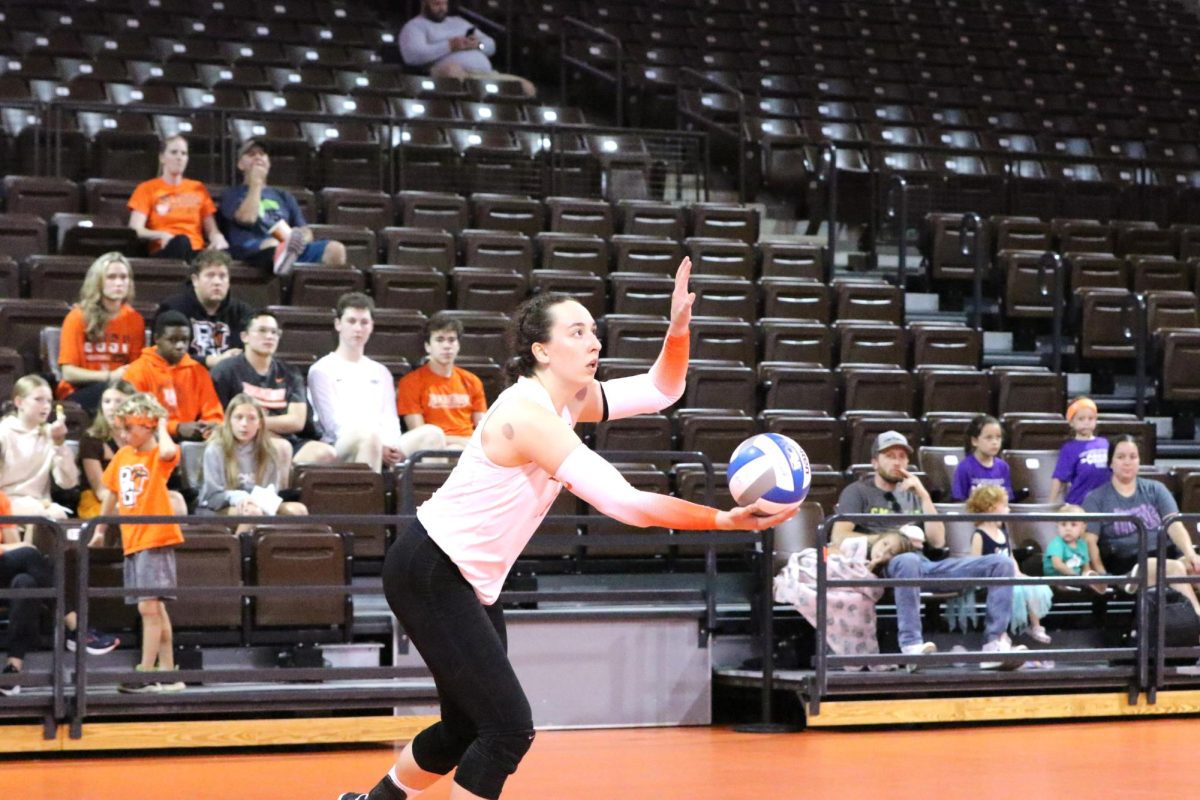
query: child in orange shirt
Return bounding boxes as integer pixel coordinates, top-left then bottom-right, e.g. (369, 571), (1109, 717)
(95, 393), (186, 694)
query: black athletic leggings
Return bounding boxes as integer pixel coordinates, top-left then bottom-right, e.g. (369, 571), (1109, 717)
(0, 547), (52, 660)
(382, 521), (534, 800)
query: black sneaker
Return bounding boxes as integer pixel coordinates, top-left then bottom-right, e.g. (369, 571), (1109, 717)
(336, 777), (406, 800)
(337, 795), (366, 800)
(0, 664), (20, 697)
(66, 627), (121, 656)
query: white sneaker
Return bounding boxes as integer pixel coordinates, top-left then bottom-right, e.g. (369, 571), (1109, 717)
(980, 634), (1028, 670)
(1027, 625), (1052, 644)
(901, 641), (937, 656)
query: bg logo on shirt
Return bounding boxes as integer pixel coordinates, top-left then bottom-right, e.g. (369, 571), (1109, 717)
(119, 464), (150, 508)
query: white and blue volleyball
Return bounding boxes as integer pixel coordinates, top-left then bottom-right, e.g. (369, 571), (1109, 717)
(726, 433), (811, 513)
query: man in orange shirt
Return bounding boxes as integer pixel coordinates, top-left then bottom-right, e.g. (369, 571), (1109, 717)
(123, 310), (223, 441)
(396, 313), (488, 449)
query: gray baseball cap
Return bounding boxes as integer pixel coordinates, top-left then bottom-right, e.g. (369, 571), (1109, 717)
(873, 430), (913, 455)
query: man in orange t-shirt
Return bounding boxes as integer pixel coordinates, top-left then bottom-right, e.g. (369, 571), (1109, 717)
(123, 310), (223, 441)
(396, 313), (488, 447)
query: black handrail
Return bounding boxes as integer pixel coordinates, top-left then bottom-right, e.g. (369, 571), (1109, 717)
(1036, 251), (1065, 373)
(677, 67), (746, 202)
(885, 175), (909, 289)
(559, 17), (623, 126)
(961, 212), (986, 331)
(1133, 292), (1148, 419)
(809, 511), (1151, 716)
(1150, 512), (1200, 699)
(822, 142), (838, 283)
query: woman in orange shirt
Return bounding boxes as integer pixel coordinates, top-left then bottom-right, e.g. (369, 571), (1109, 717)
(128, 135), (228, 261)
(56, 252), (145, 413)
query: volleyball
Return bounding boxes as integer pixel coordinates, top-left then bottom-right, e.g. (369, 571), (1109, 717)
(726, 433), (812, 513)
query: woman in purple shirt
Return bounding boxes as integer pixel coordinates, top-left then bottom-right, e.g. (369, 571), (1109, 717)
(1050, 396), (1110, 505)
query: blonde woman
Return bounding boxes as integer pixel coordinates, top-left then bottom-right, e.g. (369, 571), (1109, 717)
(128, 135), (228, 260)
(56, 252), (145, 413)
(0, 375), (79, 532)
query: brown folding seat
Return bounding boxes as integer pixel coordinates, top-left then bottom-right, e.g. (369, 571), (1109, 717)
(51, 213), (138, 257)
(909, 322), (981, 368)
(450, 267), (528, 312)
(689, 203), (759, 244)
(305, 118), (384, 192)
(919, 367), (991, 415)
(529, 270), (605, 316)
(380, 227), (456, 271)
(302, 224), (376, 268)
(609, 273), (671, 316)
(835, 321), (907, 367)
(845, 415), (921, 466)
(78, 111), (159, 180)
(758, 411), (845, 470)
(803, 467), (848, 516)
(1146, 291), (1199, 335)
(1051, 218), (1112, 253)
(0, 214), (49, 263)
(594, 413), (673, 454)
(759, 319), (832, 365)
(1095, 418), (1157, 464)
(610, 234), (685, 275)
(1177, 226), (1200, 261)
(1180, 471), (1200, 514)
(461, 229), (533, 275)
(440, 310), (509, 362)
(296, 467), (389, 559)
(759, 363), (837, 415)
(924, 412), (976, 447)
(287, 264), (367, 307)
(689, 276), (756, 320)
(369, 265), (447, 315)
(1129, 255), (1190, 293)
(1067, 252), (1128, 293)
(685, 237), (756, 279)
(545, 197), (613, 238)
(319, 188), (394, 231)
(834, 280), (902, 323)
(459, 100), (526, 126)
(1078, 288), (1137, 360)
(83, 178), (138, 220)
(0, 259), (19, 300)
(24, 256), (93, 301)
(1000, 249), (1057, 319)
(0, 298), (72, 373)
(990, 216), (1051, 253)
(690, 318), (755, 364)
(617, 200), (687, 240)
(677, 410), (757, 466)
(672, 464), (743, 556)
(170, 525), (244, 633)
(470, 194), (546, 238)
(268, 305), (337, 364)
(393, 125), (460, 192)
(759, 278), (831, 322)
(840, 366), (914, 415)
(1001, 449), (1060, 503)
(249, 524), (349, 635)
(596, 358), (650, 382)
(3, 177), (80, 222)
(535, 232), (609, 275)
(1162, 330), (1200, 403)
(120, 260), (190, 304)
(396, 75), (470, 101)
(451, 128), (536, 196)
(361, 309), (429, 362)
(1114, 225), (1176, 258)
(922, 212), (991, 284)
(1004, 416), (1070, 450)
(992, 368), (1066, 415)
(604, 314), (669, 359)
(395, 190), (468, 234)
(917, 445), (963, 502)
(758, 241), (825, 280)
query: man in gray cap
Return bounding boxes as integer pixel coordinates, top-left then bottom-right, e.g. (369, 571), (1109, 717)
(832, 430), (1022, 669)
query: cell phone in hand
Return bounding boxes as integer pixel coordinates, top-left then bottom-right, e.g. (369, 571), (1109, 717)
(465, 26), (476, 36)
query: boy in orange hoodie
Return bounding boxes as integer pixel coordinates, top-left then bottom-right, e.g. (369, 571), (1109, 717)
(123, 310), (224, 441)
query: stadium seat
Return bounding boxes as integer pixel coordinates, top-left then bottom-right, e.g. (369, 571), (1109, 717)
(380, 226), (456, 270)
(535, 232), (610, 275)
(369, 265), (447, 315)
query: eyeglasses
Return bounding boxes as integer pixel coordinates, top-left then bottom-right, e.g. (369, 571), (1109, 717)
(882, 491), (902, 513)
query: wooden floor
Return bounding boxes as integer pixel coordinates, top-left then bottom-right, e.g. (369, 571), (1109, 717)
(2, 719), (1196, 799)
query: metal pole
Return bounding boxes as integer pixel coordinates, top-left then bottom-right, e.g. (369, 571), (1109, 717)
(1134, 292), (1147, 419)
(824, 143), (838, 283)
(960, 213), (983, 330)
(887, 175), (909, 289)
(1038, 251), (1064, 373)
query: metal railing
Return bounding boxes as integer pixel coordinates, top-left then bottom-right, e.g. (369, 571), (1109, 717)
(1037, 251), (1065, 374)
(559, 17), (622, 126)
(1148, 512), (1200, 700)
(884, 175), (908, 288)
(961, 212), (987, 331)
(676, 68), (745, 202)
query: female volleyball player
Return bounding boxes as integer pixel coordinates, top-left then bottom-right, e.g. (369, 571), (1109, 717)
(339, 257), (799, 800)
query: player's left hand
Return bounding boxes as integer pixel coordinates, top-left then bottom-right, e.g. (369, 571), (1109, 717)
(668, 256), (695, 336)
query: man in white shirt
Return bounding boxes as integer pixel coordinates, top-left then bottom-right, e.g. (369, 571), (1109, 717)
(398, 0), (535, 96)
(307, 293), (446, 472)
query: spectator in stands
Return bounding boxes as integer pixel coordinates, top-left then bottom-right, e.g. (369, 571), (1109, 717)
(966, 485), (1053, 644)
(1, 500), (119, 697)
(156, 250), (253, 371)
(951, 414), (1013, 502)
(831, 431), (1025, 668)
(218, 139), (347, 275)
(1044, 504), (1107, 594)
(1050, 396), (1110, 505)
(308, 293), (446, 472)
(77, 380), (136, 519)
(55, 252), (144, 414)
(1081, 435), (1200, 616)
(398, 0), (535, 96)
(128, 135), (228, 260)
(396, 312), (488, 450)
(197, 394), (308, 530)
(95, 393), (186, 694)
(124, 310), (224, 442)
(211, 309), (337, 477)
(0, 376), (79, 528)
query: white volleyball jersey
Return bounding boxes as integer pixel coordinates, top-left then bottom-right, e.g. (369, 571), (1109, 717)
(417, 377), (572, 604)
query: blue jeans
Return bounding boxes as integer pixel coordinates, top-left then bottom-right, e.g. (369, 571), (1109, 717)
(885, 553), (1015, 648)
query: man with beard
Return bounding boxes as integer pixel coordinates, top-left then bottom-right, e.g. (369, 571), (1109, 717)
(155, 250), (252, 370)
(398, 0), (535, 96)
(831, 431), (1024, 668)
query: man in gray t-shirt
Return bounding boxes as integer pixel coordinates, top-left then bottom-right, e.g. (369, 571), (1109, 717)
(399, 0), (535, 96)
(831, 431), (1021, 667)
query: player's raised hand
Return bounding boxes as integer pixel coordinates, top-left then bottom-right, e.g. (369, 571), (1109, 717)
(668, 256), (695, 335)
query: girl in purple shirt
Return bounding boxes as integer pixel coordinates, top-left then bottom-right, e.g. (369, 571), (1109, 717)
(951, 414), (1014, 501)
(1050, 396), (1110, 506)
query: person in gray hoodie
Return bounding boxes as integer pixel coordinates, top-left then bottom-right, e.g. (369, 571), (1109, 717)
(398, 0), (534, 96)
